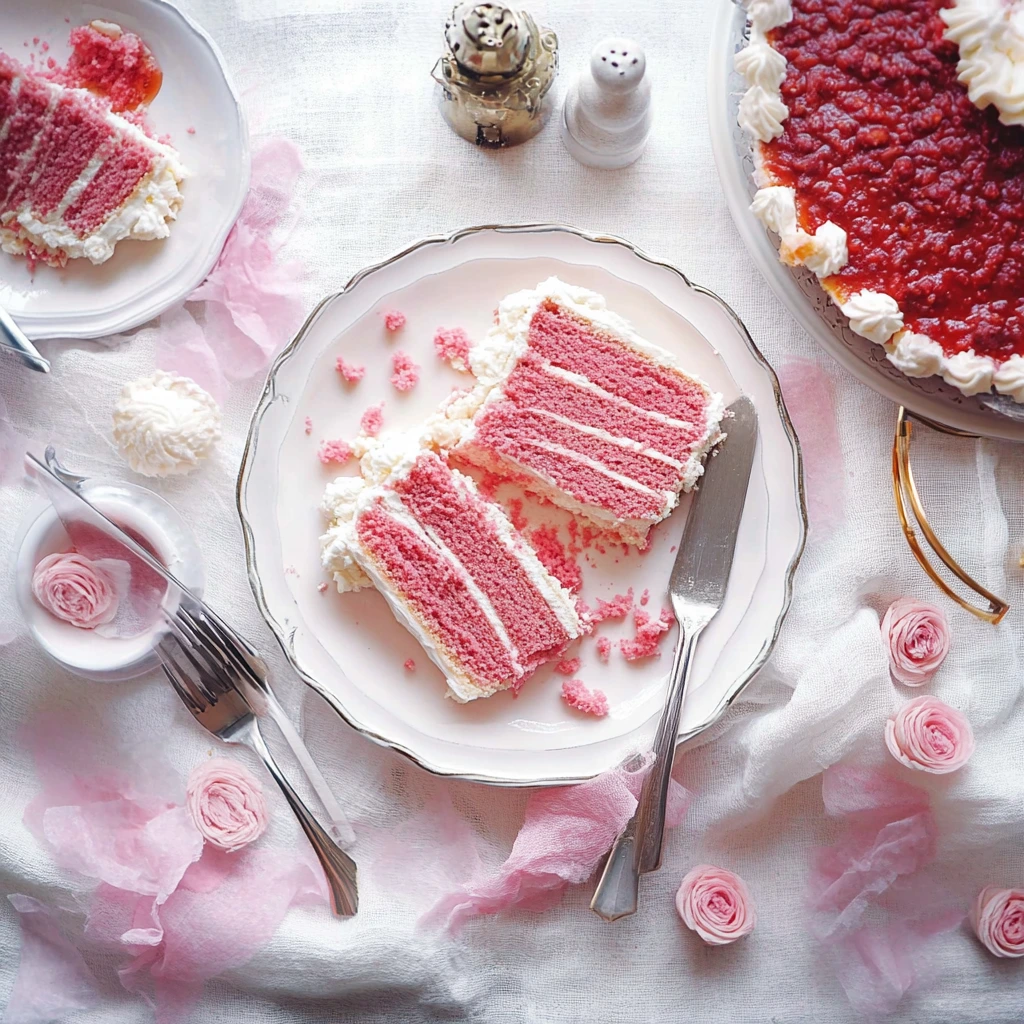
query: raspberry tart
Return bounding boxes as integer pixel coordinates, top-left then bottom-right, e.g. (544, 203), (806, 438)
(736, 0), (1024, 401)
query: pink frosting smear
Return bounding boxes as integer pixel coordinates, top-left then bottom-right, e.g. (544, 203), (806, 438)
(881, 598), (951, 686)
(884, 696), (975, 774)
(390, 350), (420, 392)
(382, 309), (406, 332)
(335, 356), (366, 383)
(676, 865), (756, 945)
(31, 551), (120, 629)
(971, 886), (1024, 958)
(420, 759), (691, 933)
(317, 439), (352, 465)
(560, 679), (609, 717)
(619, 607), (675, 660)
(186, 759), (268, 853)
(433, 326), (472, 369)
(360, 402), (384, 437)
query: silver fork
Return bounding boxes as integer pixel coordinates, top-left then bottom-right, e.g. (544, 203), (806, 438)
(158, 613), (359, 917)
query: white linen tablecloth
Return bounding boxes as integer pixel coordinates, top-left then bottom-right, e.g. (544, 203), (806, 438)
(2, 1), (1023, 1021)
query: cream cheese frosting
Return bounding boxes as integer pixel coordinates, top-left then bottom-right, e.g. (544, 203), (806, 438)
(112, 372), (221, 477)
(941, 0), (1024, 127)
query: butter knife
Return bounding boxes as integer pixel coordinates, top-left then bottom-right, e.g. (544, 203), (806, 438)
(1, 304), (50, 373)
(591, 396), (758, 921)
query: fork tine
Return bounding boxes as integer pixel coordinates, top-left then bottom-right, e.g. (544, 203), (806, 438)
(158, 627), (220, 706)
(159, 651), (207, 714)
(178, 604), (257, 692)
(162, 610), (231, 700)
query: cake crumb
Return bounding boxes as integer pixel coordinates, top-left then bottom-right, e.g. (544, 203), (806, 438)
(383, 310), (407, 332)
(640, 588), (650, 606)
(620, 607), (675, 661)
(561, 679), (609, 717)
(529, 524), (583, 593)
(555, 657), (581, 676)
(591, 589), (634, 623)
(390, 351), (420, 392)
(404, 658), (416, 671)
(186, 126), (196, 134)
(336, 356), (366, 383)
(596, 636), (612, 661)
(304, 416), (313, 435)
(433, 326), (472, 371)
(318, 439), (353, 465)
(475, 469), (508, 500)
(360, 402), (385, 437)
(317, 582), (329, 593)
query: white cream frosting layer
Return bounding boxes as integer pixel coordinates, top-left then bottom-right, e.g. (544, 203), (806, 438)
(736, 0), (1021, 402)
(941, 0), (1024, 127)
(0, 71), (187, 265)
(319, 434), (584, 701)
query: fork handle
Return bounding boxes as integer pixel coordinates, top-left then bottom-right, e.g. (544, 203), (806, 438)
(247, 725), (359, 917)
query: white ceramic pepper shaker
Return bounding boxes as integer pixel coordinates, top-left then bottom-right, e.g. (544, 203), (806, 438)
(561, 37), (652, 169)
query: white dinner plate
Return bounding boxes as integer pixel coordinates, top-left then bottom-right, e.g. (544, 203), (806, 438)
(237, 225), (806, 786)
(708, 0), (1024, 443)
(0, 0), (249, 340)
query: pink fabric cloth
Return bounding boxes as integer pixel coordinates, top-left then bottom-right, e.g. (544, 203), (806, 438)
(420, 761), (692, 933)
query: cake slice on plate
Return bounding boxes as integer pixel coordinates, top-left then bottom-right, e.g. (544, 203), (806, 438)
(430, 278), (725, 546)
(0, 54), (186, 267)
(320, 434), (587, 702)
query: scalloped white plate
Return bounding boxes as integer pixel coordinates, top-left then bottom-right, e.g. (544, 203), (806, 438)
(238, 225), (806, 786)
(0, 0), (249, 341)
(708, 0), (1024, 442)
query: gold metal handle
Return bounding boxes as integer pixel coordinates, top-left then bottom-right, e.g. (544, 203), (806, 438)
(892, 406), (1009, 625)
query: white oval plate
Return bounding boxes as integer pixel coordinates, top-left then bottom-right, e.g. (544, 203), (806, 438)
(0, 0), (249, 340)
(708, 0), (1024, 442)
(238, 225), (806, 786)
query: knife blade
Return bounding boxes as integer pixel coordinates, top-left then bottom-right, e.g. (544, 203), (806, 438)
(591, 396), (758, 921)
(1, 304), (50, 373)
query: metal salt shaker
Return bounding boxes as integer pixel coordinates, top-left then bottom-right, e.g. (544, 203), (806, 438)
(431, 3), (558, 148)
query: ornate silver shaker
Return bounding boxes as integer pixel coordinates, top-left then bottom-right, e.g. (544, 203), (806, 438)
(431, 3), (558, 148)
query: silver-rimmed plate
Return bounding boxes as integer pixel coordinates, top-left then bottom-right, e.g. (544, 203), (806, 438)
(709, 1), (1024, 442)
(237, 224), (806, 786)
(0, 0), (249, 340)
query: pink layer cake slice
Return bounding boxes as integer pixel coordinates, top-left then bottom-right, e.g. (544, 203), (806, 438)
(429, 279), (725, 546)
(320, 434), (587, 701)
(0, 53), (186, 267)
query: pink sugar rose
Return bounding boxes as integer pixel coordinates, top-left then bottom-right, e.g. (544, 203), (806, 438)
(884, 696), (974, 775)
(31, 552), (120, 629)
(971, 886), (1024, 958)
(676, 864), (756, 946)
(186, 759), (269, 852)
(881, 598), (950, 686)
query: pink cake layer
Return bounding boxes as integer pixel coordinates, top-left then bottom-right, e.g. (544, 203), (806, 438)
(392, 453), (576, 674)
(356, 500), (519, 688)
(64, 139), (150, 233)
(0, 72), (51, 209)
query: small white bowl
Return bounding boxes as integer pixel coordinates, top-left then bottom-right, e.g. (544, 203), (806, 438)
(14, 479), (204, 681)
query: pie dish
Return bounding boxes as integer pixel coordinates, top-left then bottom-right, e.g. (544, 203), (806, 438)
(735, 0), (1024, 402)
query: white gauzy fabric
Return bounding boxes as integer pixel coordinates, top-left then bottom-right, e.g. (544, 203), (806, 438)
(1, 1), (1023, 1021)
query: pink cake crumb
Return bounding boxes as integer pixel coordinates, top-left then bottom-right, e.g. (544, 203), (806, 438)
(317, 440), (353, 465)
(507, 498), (528, 532)
(403, 658), (416, 671)
(591, 589), (634, 623)
(620, 608), (675, 661)
(360, 402), (385, 437)
(474, 469), (508, 501)
(640, 588), (650, 606)
(561, 679), (609, 717)
(383, 310), (407, 332)
(528, 524), (582, 594)
(596, 636), (612, 661)
(555, 657), (581, 676)
(336, 356), (366, 383)
(390, 351), (420, 392)
(186, 126), (196, 135)
(433, 326), (472, 370)
(304, 416), (313, 435)
(317, 582), (329, 593)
